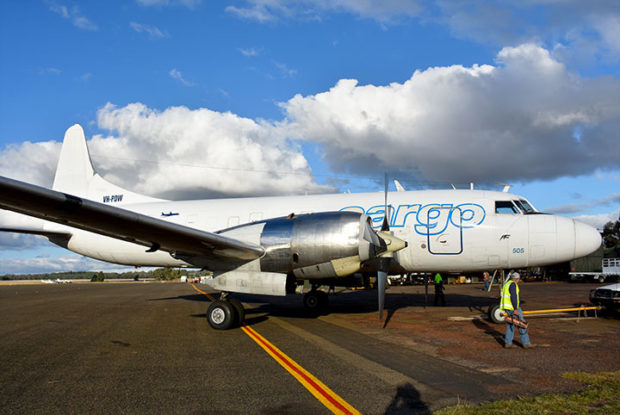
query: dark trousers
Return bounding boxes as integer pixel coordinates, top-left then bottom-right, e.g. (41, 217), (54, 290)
(434, 290), (445, 306)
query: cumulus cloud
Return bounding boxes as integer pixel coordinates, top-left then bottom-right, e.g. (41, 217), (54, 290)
(90, 103), (329, 199)
(279, 44), (620, 184)
(0, 140), (60, 186)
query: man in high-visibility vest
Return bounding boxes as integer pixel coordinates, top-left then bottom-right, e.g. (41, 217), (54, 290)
(500, 272), (532, 348)
(434, 272), (445, 306)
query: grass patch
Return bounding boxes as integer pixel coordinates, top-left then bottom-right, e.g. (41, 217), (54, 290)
(434, 371), (620, 415)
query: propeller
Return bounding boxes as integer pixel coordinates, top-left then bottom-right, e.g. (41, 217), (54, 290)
(355, 173), (406, 321)
(376, 172), (406, 321)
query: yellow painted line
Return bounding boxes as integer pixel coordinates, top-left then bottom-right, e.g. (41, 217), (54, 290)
(191, 284), (361, 415)
(191, 283), (217, 302)
(241, 325), (361, 415)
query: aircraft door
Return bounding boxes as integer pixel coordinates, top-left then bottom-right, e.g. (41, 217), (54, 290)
(427, 206), (463, 255)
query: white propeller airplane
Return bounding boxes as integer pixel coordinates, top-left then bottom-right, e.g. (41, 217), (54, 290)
(0, 125), (602, 329)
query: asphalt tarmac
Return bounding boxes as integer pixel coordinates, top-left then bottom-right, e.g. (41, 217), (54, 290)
(1, 281), (618, 414)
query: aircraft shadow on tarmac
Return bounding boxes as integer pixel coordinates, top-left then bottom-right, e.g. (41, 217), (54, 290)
(150, 289), (499, 327)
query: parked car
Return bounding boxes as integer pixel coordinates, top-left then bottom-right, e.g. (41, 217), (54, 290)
(590, 283), (620, 312)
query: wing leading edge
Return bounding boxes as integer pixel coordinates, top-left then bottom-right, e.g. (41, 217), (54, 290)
(0, 175), (265, 265)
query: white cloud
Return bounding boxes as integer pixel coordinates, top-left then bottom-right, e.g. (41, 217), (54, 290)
(226, 1), (620, 66)
(434, 1), (620, 66)
(546, 193), (620, 215)
(226, 0), (423, 23)
(573, 209), (620, 231)
(39, 67), (61, 75)
(0, 253), (132, 275)
(274, 61), (297, 78)
(239, 47), (261, 57)
(169, 68), (194, 86)
(48, 2), (98, 31)
(279, 44), (620, 184)
(0, 212), (51, 251)
(0, 140), (60, 186)
(91, 103), (329, 199)
(136, 0), (201, 9)
(130, 22), (169, 39)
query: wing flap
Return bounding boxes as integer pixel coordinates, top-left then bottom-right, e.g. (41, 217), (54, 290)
(0, 175), (264, 262)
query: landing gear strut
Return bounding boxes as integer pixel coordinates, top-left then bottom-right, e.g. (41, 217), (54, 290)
(206, 294), (245, 330)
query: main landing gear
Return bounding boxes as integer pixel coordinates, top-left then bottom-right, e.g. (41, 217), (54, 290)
(206, 294), (245, 330)
(303, 285), (328, 315)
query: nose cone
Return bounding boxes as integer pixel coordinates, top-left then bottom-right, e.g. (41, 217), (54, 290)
(574, 220), (602, 259)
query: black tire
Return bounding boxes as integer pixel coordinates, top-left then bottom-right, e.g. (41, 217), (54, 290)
(228, 298), (245, 327)
(206, 300), (237, 330)
(303, 290), (328, 314)
(488, 303), (505, 324)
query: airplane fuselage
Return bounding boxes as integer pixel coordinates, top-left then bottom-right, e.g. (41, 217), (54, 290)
(47, 189), (600, 274)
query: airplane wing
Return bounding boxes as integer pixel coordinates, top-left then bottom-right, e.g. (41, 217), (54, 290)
(0, 175), (265, 263)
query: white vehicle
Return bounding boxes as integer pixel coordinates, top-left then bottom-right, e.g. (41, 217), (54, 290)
(40, 279), (71, 284)
(590, 283), (620, 312)
(0, 125), (602, 329)
(570, 258), (620, 283)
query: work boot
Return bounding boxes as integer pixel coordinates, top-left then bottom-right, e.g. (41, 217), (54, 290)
(504, 343), (515, 349)
(524, 344), (536, 349)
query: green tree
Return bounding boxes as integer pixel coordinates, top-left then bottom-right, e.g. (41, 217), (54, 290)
(90, 271), (105, 282)
(152, 268), (182, 281)
(602, 219), (620, 248)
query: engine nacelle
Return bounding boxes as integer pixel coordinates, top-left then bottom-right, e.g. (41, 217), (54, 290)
(218, 211), (379, 279)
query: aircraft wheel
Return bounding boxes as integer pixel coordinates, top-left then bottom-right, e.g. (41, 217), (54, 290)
(207, 300), (236, 330)
(229, 298), (245, 327)
(488, 304), (505, 324)
(304, 290), (328, 314)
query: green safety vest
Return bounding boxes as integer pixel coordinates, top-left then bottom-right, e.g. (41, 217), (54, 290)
(434, 273), (442, 284)
(500, 280), (519, 311)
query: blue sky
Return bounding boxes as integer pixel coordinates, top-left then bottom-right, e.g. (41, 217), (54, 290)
(1, 0), (619, 274)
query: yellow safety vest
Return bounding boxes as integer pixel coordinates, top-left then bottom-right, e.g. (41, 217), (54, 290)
(500, 280), (519, 311)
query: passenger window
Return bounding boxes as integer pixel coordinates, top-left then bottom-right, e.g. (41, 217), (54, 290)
(495, 201), (519, 214)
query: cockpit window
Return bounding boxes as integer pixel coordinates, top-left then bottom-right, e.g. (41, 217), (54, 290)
(495, 201), (520, 214)
(518, 199), (535, 213)
(513, 200), (526, 213)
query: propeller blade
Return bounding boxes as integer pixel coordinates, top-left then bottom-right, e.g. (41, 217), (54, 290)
(381, 172), (390, 232)
(377, 256), (391, 320)
(378, 268), (387, 320)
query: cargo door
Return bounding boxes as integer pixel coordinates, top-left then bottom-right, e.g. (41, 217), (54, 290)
(427, 206), (463, 255)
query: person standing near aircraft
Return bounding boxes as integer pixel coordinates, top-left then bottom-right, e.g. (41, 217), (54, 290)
(500, 272), (533, 348)
(482, 271), (490, 291)
(434, 272), (445, 306)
